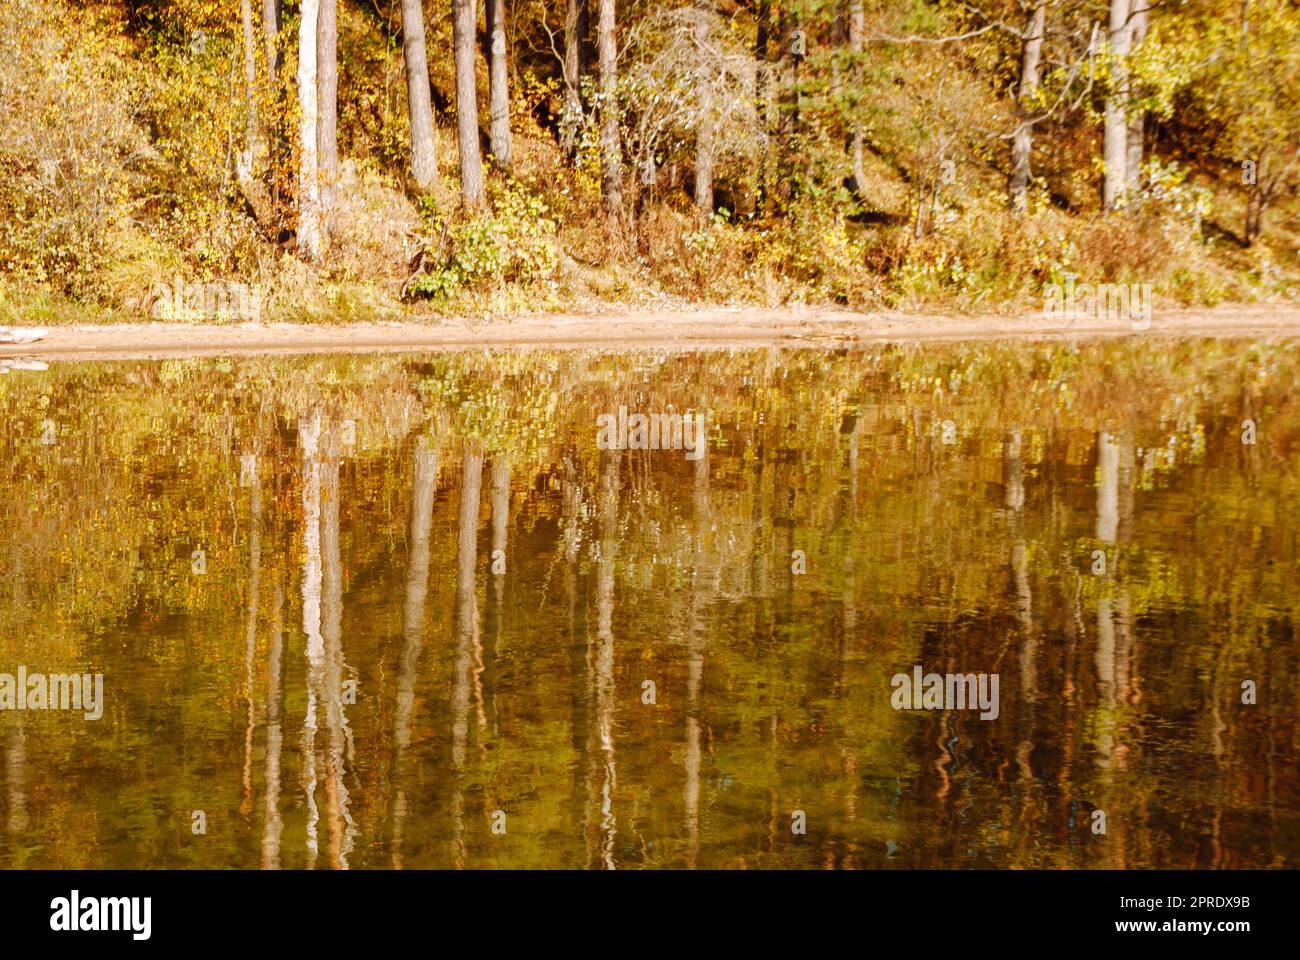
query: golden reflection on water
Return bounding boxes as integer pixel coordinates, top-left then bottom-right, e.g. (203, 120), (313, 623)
(0, 340), (1297, 868)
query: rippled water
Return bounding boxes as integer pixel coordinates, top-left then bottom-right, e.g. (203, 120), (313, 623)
(0, 339), (1296, 868)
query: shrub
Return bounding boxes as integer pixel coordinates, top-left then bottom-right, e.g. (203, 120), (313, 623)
(0, 0), (146, 296)
(406, 180), (559, 301)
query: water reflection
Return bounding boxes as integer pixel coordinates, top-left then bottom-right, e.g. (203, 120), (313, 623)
(0, 341), (1297, 869)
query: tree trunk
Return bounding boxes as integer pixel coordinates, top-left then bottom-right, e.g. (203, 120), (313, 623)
(561, 0), (584, 155)
(776, 4), (800, 203)
(261, 0), (284, 208)
(596, 0), (623, 221)
(695, 117), (715, 219)
(262, 0), (282, 80)
(1102, 0), (1131, 211)
(847, 0), (865, 194)
(239, 0), (260, 177)
(1125, 2), (1149, 199)
(694, 6), (715, 219)
(297, 0), (322, 259)
(1244, 178), (1262, 247)
(400, 0), (438, 189)
(1008, 0), (1045, 213)
(755, 0), (771, 212)
(452, 0), (485, 206)
(488, 0), (512, 168)
(316, 0), (339, 250)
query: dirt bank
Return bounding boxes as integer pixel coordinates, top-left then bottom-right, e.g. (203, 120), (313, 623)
(3, 303), (1299, 360)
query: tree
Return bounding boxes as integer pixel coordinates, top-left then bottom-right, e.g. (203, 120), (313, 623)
(317, 0), (340, 246)
(488, 0), (512, 168)
(621, 8), (758, 222)
(400, 0), (438, 190)
(1218, 0), (1300, 244)
(261, 0), (286, 209)
(561, 0), (584, 155)
(297, 0), (322, 258)
(693, 1), (716, 219)
(1152, 0), (1300, 244)
(1103, 0), (1131, 210)
(1126, 1), (1150, 198)
(238, 0), (260, 182)
(846, 0), (866, 195)
(596, 0), (623, 221)
(452, 0), (485, 206)
(1008, 0), (1046, 213)
(755, 0), (773, 211)
(262, 0), (282, 80)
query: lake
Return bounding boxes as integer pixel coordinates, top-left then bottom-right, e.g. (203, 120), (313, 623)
(0, 338), (1296, 868)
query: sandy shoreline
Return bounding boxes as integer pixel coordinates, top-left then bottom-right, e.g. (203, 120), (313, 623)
(3, 303), (1299, 360)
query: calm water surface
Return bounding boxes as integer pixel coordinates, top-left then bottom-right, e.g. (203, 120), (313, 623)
(0, 339), (1297, 868)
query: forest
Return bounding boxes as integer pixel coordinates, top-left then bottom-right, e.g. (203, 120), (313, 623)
(0, 0), (1297, 323)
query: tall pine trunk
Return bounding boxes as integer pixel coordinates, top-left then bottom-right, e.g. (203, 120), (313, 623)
(488, 0), (512, 168)
(1009, 0), (1045, 213)
(401, 0), (438, 189)
(452, 0), (485, 206)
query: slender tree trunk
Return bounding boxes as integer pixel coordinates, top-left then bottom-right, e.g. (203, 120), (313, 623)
(452, 0), (485, 206)
(1009, 0), (1045, 213)
(316, 0), (339, 248)
(239, 0), (260, 179)
(488, 0), (512, 168)
(695, 116), (716, 219)
(776, 4), (799, 203)
(847, 0), (865, 194)
(1125, 2), (1149, 199)
(1244, 169), (1263, 246)
(694, 5), (715, 220)
(297, 0), (322, 258)
(1102, 0), (1131, 211)
(261, 0), (284, 206)
(596, 0), (623, 221)
(755, 0), (771, 212)
(400, 0), (438, 189)
(561, 0), (584, 155)
(262, 0), (282, 79)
